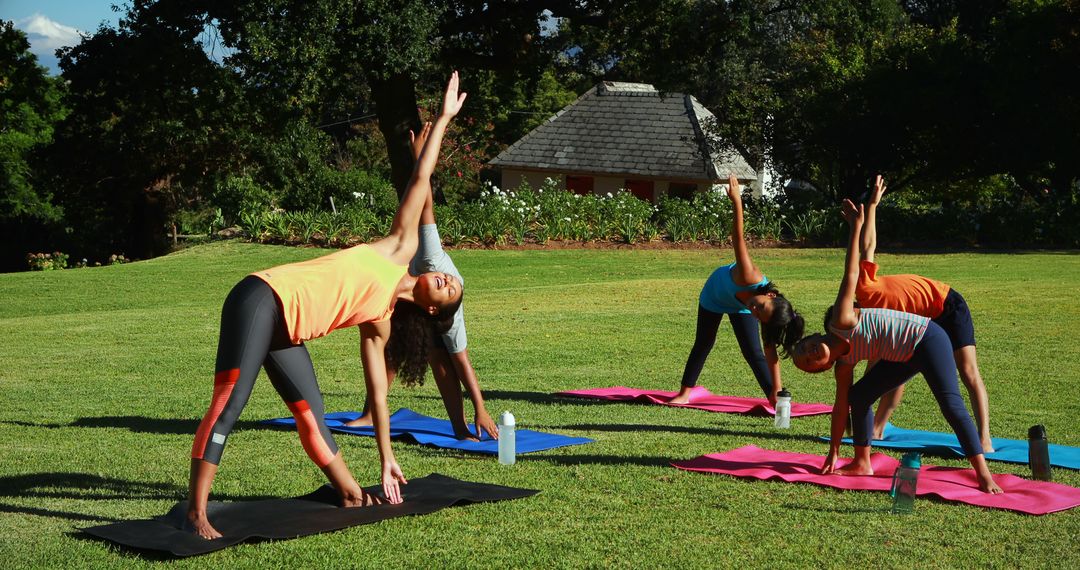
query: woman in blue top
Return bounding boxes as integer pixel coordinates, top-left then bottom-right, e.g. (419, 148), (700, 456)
(671, 175), (804, 405)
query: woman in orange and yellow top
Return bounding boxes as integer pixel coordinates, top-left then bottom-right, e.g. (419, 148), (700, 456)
(186, 72), (468, 540)
(855, 175), (993, 452)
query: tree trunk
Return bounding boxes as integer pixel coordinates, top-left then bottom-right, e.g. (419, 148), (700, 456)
(370, 73), (422, 199)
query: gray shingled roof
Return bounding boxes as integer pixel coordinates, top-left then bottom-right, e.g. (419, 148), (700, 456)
(489, 82), (756, 182)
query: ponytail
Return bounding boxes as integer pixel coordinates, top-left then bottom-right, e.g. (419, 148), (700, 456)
(757, 283), (804, 357)
(384, 292), (464, 387)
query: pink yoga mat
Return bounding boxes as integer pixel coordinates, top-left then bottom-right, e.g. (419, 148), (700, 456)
(672, 445), (1080, 515)
(556, 386), (832, 417)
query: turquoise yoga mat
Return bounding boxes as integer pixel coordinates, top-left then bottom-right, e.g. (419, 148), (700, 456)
(823, 423), (1080, 470)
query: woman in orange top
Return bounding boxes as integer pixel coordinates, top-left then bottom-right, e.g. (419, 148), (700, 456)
(856, 175), (992, 452)
(186, 73), (468, 540)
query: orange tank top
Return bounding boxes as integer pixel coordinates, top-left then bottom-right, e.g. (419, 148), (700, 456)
(855, 260), (951, 318)
(251, 245), (408, 344)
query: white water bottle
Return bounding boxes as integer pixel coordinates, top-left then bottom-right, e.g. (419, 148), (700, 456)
(773, 388), (791, 429)
(498, 411), (516, 465)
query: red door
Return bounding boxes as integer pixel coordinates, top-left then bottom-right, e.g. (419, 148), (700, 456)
(625, 179), (655, 202)
(565, 175), (595, 195)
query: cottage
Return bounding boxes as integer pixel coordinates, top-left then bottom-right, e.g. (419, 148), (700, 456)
(489, 82), (757, 201)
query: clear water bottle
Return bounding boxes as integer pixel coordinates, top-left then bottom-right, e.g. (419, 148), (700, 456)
(773, 388), (791, 429)
(1028, 424), (1052, 481)
(890, 452), (921, 514)
(498, 411), (516, 465)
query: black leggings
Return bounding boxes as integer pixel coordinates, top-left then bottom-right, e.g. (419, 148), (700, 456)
(191, 276), (339, 466)
(680, 305), (773, 397)
(848, 322), (983, 456)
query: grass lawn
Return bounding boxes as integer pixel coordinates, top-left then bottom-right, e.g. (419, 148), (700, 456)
(1, 242), (1077, 568)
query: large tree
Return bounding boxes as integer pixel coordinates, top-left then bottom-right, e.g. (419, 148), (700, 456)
(48, 11), (256, 259)
(0, 21), (69, 269)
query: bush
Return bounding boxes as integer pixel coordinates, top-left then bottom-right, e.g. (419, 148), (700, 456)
(212, 175), (275, 223)
(26, 251), (68, 271)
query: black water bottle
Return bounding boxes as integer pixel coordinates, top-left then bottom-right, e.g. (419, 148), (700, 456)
(1028, 425), (1052, 481)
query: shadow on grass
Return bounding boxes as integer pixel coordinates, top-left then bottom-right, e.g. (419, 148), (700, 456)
(0, 472), (277, 524)
(0, 416), (264, 435)
(555, 422), (823, 444)
(518, 453), (675, 468)
(482, 390), (612, 407)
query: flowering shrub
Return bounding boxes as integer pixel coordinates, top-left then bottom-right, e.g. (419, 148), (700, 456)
(27, 252), (68, 271)
(232, 176), (804, 248)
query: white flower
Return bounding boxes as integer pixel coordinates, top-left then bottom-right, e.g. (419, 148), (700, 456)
(606, 192), (613, 198)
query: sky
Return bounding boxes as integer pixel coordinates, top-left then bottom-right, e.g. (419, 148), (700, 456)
(2, 1), (122, 73)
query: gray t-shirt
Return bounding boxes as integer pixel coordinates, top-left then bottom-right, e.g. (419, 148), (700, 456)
(409, 224), (467, 353)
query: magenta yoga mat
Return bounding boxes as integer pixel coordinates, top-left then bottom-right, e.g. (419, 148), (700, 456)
(672, 445), (1080, 515)
(557, 386), (832, 417)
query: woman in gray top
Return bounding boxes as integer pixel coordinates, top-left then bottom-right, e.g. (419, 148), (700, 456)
(346, 122), (498, 440)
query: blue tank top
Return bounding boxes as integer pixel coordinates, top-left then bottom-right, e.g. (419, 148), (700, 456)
(699, 262), (769, 314)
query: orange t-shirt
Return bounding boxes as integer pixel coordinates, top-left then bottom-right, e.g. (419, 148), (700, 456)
(855, 260), (951, 319)
(251, 245), (408, 344)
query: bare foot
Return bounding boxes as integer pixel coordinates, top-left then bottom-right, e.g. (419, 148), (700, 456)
(669, 387), (695, 405)
(981, 439), (995, 454)
(453, 430), (480, 442)
(344, 414), (373, 428)
(836, 460), (874, 477)
(872, 427), (885, 440)
(186, 511), (222, 540)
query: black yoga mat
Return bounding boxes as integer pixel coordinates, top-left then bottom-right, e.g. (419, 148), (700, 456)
(82, 473), (538, 557)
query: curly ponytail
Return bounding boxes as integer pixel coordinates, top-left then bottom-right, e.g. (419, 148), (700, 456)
(385, 302), (432, 387)
(384, 293), (464, 387)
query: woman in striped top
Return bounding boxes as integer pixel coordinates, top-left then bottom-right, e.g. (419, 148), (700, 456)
(791, 199), (1001, 494)
(858, 176), (992, 451)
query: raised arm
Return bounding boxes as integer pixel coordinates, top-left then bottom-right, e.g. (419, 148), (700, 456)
(726, 174), (763, 286)
(409, 123), (439, 227)
(358, 321), (407, 503)
(374, 72), (466, 264)
(831, 199), (864, 330)
(860, 175), (887, 264)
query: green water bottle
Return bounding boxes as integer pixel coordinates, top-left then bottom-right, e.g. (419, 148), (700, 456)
(1028, 425), (1052, 481)
(890, 452), (921, 514)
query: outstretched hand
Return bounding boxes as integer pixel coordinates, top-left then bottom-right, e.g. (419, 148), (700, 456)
(841, 199), (864, 226)
(868, 174), (887, 205)
(441, 70), (467, 119)
(475, 410), (499, 440)
(725, 174), (742, 203)
(381, 460), (408, 504)
(409, 122), (432, 161)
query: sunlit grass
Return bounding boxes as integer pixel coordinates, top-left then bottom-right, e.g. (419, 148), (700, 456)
(0, 242), (1077, 568)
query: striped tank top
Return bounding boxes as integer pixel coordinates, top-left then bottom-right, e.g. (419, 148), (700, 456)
(828, 308), (929, 365)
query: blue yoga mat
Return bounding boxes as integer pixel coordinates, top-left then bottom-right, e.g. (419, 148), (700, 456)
(262, 408), (593, 455)
(823, 423), (1080, 470)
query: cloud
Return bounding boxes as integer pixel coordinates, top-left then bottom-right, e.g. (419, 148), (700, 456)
(18, 13), (83, 52)
(15, 13), (84, 73)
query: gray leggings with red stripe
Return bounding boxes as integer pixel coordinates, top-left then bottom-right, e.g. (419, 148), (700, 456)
(191, 276), (339, 466)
